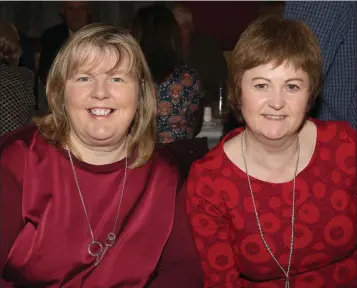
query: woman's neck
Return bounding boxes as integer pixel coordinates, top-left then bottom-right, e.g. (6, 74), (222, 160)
(243, 128), (300, 171)
(68, 135), (127, 165)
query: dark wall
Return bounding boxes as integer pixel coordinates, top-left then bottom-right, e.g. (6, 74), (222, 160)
(180, 1), (261, 50)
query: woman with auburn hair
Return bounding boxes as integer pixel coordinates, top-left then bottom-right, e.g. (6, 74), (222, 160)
(186, 17), (356, 287)
(0, 23), (203, 287)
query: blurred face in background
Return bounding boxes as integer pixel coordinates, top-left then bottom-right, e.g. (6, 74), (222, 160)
(62, 1), (91, 33)
(172, 7), (193, 49)
(178, 21), (192, 49)
(0, 21), (21, 66)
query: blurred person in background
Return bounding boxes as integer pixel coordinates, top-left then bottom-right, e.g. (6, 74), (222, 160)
(0, 21), (46, 136)
(171, 3), (228, 106)
(284, 1), (357, 129)
(132, 5), (203, 144)
(18, 32), (36, 73)
(37, 1), (92, 84)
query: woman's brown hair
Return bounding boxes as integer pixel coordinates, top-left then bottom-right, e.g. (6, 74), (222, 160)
(229, 16), (322, 118)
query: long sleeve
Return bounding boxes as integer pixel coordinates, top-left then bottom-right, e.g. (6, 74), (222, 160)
(185, 164), (240, 288)
(0, 140), (26, 286)
(148, 185), (203, 288)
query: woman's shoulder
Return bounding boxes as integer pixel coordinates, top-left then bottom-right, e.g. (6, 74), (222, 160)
(1, 64), (35, 83)
(151, 146), (181, 175)
(175, 65), (198, 76)
(160, 66), (200, 91)
(189, 144), (225, 175)
(150, 146), (185, 194)
(189, 128), (244, 176)
(313, 119), (355, 176)
(0, 125), (42, 176)
(0, 125), (39, 154)
(171, 66), (199, 83)
(314, 119), (356, 144)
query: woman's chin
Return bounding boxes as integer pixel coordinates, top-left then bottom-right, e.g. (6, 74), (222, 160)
(86, 132), (119, 145)
(261, 130), (288, 141)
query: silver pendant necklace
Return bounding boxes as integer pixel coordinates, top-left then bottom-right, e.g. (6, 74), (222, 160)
(241, 130), (300, 288)
(66, 149), (128, 266)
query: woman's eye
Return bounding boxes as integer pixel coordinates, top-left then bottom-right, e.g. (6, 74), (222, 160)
(111, 78), (123, 83)
(286, 84), (299, 91)
(254, 84), (267, 89)
(76, 76), (90, 82)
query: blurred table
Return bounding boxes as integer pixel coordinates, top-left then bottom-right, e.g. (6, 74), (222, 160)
(196, 119), (223, 149)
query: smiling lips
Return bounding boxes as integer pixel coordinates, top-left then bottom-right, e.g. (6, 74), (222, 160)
(88, 108), (116, 117)
(263, 114), (286, 120)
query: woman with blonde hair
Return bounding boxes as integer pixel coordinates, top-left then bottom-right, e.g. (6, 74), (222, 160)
(186, 17), (356, 287)
(0, 23), (203, 287)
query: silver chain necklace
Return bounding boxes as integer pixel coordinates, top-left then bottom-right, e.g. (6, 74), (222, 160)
(241, 131), (300, 288)
(66, 149), (128, 266)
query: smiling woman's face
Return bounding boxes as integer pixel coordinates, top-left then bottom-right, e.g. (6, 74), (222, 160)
(240, 61), (310, 141)
(64, 49), (139, 150)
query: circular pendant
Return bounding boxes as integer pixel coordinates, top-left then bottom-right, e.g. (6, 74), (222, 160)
(88, 240), (103, 257)
(105, 232), (116, 247)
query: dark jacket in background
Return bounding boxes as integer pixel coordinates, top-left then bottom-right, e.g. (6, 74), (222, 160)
(185, 32), (228, 106)
(0, 64), (47, 136)
(37, 23), (69, 84)
(19, 33), (36, 73)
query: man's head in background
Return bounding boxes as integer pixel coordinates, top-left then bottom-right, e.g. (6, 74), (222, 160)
(60, 1), (92, 33)
(0, 21), (21, 66)
(171, 4), (194, 49)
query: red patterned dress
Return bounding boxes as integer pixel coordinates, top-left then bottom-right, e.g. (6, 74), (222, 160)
(186, 120), (356, 287)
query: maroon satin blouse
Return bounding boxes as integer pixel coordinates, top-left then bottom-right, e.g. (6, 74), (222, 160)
(0, 125), (203, 287)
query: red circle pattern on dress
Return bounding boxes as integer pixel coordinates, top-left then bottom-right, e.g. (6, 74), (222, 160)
(332, 259), (357, 284)
(298, 202), (320, 224)
(207, 242), (235, 271)
(240, 234), (277, 263)
(324, 215), (354, 246)
(186, 120), (356, 287)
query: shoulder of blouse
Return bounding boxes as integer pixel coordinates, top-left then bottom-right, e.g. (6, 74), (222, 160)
(187, 143), (224, 183)
(0, 124), (38, 156)
(189, 125), (242, 175)
(160, 66), (200, 90)
(336, 121), (356, 142)
(152, 146), (184, 192)
(0, 125), (39, 176)
(176, 66), (200, 80)
(315, 119), (356, 143)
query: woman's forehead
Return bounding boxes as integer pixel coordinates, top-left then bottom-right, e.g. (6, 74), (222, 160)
(72, 46), (135, 75)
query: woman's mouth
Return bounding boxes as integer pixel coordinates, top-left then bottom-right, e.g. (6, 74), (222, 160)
(88, 108), (116, 117)
(263, 114), (286, 120)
